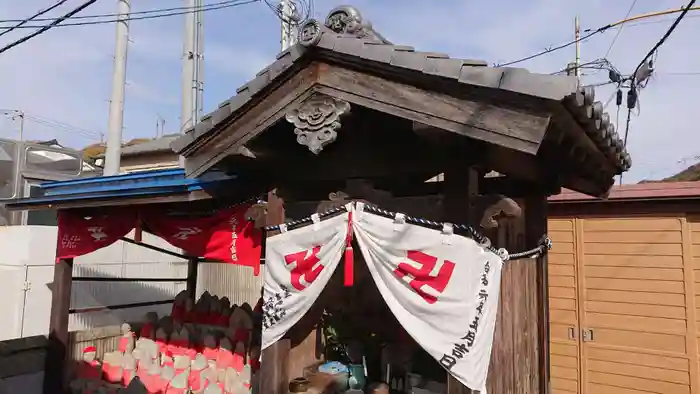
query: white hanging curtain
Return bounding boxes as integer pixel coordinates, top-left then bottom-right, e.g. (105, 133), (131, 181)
(352, 203), (504, 392)
(261, 207), (350, 350)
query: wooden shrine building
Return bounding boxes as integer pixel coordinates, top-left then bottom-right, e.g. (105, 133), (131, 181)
(168, 5), (631, 394)
(4, 5), (631, 394)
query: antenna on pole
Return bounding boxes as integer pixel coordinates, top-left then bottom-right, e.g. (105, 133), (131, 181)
(104, 0), (131, 176)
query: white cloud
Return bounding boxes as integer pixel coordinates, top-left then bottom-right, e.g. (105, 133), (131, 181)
(0, 0), (697, 182)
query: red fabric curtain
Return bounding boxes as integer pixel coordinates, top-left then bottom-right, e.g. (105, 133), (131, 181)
(143, 204), (263, 275)
(56, 209), (137, 261)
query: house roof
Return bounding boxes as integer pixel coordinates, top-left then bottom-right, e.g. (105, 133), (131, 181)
(120, 135), (179, 157)
(548, 181), (700, 203)
(170, 6), (630, 176)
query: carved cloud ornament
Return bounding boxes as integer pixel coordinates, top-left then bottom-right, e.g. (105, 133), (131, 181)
(285, 93), (351, 154)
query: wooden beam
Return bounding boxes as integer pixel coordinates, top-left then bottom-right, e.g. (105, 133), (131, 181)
(260, 190), (290, 394)
(442, 167), (478, 394)
(316, 63), (552, 155)
(382, 175), (559, 199)
(482, 145), (548, 184)
(186, 257), (199, 303)
(43, 258), (73, 394)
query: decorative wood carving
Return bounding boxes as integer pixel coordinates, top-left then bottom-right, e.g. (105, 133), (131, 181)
(316, 191), (350, 212)
(478, 195), (523, 229)
(245, 202), (268, 229)
(315, 180), (393, 212)
(285, 93), (351, 154)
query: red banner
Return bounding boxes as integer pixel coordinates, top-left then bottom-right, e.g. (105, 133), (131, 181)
(144, 204), (262, 275)
(56, 209), (137, 260)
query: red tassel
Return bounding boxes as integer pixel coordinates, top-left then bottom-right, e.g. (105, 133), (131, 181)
(344, 211), (354, 286)
(344, 246), (354, 286)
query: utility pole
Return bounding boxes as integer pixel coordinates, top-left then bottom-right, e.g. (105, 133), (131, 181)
(180, 0), (196, 134)
(179, 0), (197, 167)
(280, 0), (298, 50)
(194, 0), (205, 125)
(574, 15), (581, 84)
(103, 0), (131, 176)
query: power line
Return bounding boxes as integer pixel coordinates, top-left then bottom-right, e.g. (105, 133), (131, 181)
(0, 0), (259, 30)
(616, 13), (700, 28)
(0, 0), (98, 55)
(0, 0), (69, 38)
(604, 0), (638, 58)
(263, 0), (314, 25)
(495, 26), (611, 67)
(499, 7), (700, 69)
(23, 113), (102, 138)
(658, 71), (700, 76)
(24, 116), (103, 141)
(623, 0), (697, 149)
(0, 0), (244, 24)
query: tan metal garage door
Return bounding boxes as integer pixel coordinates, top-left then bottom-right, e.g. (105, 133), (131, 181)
(548, 216), (697, 394)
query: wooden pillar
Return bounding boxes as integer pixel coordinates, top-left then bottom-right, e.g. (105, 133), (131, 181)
(260, 190), (291, 394)
(186, 257), (199, 303)
(525, 194), (550, 394)
(43, 257), (73, 394)
(443, 167), (479, 394)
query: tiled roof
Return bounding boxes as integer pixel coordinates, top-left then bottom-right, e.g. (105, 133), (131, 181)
(120, 135), (179, 156)
(171, 5), (630, 173)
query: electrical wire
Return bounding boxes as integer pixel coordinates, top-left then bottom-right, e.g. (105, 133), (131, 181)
(0, 0), (98, 55)
(23, 113), (103, 140)
(24, 116), (103, 141)
(616, 13), (700, 28)
(494, 27), (607, 67)
(503, 6), (700, 69)
(494, 26), (611, 67)
(0, 0), (244, 23)
(623, 0), (697, 148)
(0, 0), (259, 30)
(263, 0), (313, 26)
(0, 0), (69, 38)
(604, 0), (638, 58)
(658, 72), (700, 75)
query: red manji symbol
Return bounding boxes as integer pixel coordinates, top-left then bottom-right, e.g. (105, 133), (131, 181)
(284, 246), (323, 290)
(394, 250), (456, 304)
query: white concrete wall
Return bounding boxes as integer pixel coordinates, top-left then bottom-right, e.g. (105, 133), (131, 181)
(0, 226), (186, 340)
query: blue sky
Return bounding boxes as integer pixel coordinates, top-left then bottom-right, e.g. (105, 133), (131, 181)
(0, 0), (699, 182)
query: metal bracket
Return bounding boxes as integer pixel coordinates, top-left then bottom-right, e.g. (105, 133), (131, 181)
(21, 281), (31, 292)
(567, 327), (576, 340)
(582, 328), (593, 342)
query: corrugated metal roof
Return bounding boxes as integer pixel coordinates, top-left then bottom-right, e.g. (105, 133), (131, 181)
(3, 168), (236, 209)
(549, 181), (700, 202)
